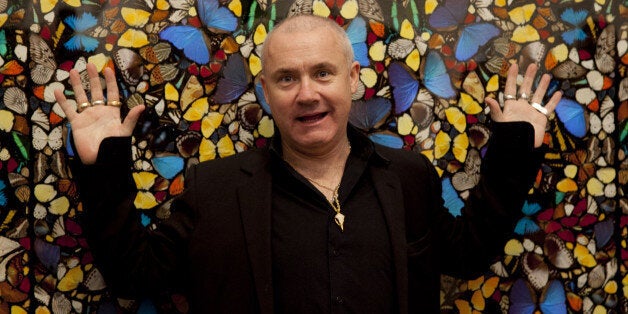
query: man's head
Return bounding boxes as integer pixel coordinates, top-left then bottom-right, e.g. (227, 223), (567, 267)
(260, 15), (360, 155)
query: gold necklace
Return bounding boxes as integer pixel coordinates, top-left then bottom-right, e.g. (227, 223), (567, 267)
(301, 175), (345, 232)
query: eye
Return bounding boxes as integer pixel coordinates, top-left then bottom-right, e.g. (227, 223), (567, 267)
(317, 70), (330, 78)
(279, 75), (294, 83)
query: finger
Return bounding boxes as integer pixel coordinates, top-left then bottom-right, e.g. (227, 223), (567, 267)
(103, 67), (120, 102)
(518, 63), (537, 100)
(485, 97), (503, 121)
(504, 63), (518, 98)
(529, 73), (550, 105)
(543, 91), (563, 115)
(69, 68), (88, 105)
(121, 105), (146, 135)
(54, 88), (77, 122)
(87, 63), (105, 102)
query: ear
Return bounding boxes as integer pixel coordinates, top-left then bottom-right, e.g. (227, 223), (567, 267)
(349, 61), (360, 94)
(260, 73), (270, 105)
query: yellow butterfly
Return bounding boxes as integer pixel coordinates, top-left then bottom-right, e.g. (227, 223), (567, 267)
(445, 107), (466, 133)
(574, 243), (596, 268)
(200, 135), (235, 162)
(133, 172), (159, 209)
(41, 0), (81, 14)
(58, 266), (84, 292)
(183, 97), (209, 122)
(201, 112), (224, 138)
(508, 4), (540, 43)
(455, 276), (500, 313)
(458, 93), (483, 115)
(118, 8), (151, 48)
(434, 130), (468, 162)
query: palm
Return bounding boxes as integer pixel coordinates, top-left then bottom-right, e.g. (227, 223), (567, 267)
(54, 64), (144, 164)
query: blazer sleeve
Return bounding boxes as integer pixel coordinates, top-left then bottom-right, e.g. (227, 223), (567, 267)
(72, 137), (196, 298)
(428, 121), (543, 278)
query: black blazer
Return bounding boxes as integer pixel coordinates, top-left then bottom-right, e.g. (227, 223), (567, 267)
(77, 122), (541, 313)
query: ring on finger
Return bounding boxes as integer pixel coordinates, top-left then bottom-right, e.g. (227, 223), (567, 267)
(505, 94), (516, 100)
(92, 100), (106, 106)
(78, 102), (92, 113)
(107, 100), (122, 107)
(519, 92), (529, 100)
(530, 102), (548, 115)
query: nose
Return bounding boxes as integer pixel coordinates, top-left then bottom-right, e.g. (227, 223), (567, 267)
(295, 77), (319, 106)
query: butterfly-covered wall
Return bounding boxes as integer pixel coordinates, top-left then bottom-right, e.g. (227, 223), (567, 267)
(0, 0), (625, 313)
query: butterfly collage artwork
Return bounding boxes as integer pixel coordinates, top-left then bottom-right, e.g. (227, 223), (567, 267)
(0, 0), (625, 312)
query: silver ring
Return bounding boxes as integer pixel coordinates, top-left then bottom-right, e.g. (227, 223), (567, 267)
(519, 93), (529, 100)
(530, 102), (548, 115)
(92, 100), (106, 106)
(505, 94), (516, 100)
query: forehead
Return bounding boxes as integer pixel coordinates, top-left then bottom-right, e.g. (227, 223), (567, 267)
(264, 29), (346, 70)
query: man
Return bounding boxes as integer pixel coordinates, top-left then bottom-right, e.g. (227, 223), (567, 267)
(55, 15), (561, 313)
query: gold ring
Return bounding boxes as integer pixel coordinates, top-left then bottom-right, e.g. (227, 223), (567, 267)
(107, 100), (123, 107)
(78, 102), (91, 112)
(92, 100), (106, 106)
(504, 94), (516, 100)
(530, 102), (548, 115)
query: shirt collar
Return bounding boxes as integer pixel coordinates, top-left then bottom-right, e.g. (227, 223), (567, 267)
(268, 124), (389, 166)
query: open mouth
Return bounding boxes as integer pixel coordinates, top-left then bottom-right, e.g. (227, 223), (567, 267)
(297, 112), (328, 123)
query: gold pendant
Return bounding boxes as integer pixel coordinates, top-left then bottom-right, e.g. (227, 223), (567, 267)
(334, 212), (345, 232)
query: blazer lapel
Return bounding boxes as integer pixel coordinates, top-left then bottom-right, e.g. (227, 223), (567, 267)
(238, 152), (274, 314)
(370, 166), (408, 314)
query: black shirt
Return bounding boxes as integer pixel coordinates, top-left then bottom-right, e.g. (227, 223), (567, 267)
(269, 129), (396, 313)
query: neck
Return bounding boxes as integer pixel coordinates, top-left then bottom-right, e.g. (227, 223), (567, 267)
(282, 138), (351, 201)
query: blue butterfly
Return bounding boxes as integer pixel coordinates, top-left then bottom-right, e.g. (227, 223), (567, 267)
(509, 279), (566, 314)
(34, 238), (60, 272)
(349, 97), (392, 131)
(514, 201), (542, 235)
(64, 12), (99, 52)
(368, 132), (403, 149)
(0, 180), (7, 206)
(424, 51), (456, 99)
(152, 155), (184, 180)
(388, 62), (419, 114)
(345, 17), (370, 66)
(428, 0), (500, 61)
(214, 54), (251, 103)
(65, 123), (75, 157)
(442, 177), (464, 216)
(593, 219), (614, 249)
(254, 80), (271, 114)
(554, 98), (586, 138)
(160, 0), (238, 64)
(140, 213), (152, 227)
(560, 8), (588, 45)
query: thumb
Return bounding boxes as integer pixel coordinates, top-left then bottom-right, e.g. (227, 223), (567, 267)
(122, 105), (146, 134)
(485, 97), (502, 121)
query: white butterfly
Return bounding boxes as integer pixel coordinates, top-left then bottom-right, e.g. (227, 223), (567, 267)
(32, 125), (63, 151)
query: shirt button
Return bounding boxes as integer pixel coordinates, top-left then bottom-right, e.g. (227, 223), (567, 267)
(335, 296), (344, 304)
(332, 249), (340, 256)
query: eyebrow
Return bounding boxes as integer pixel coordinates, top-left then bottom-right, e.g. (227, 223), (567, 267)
(270, 62), (339, 78)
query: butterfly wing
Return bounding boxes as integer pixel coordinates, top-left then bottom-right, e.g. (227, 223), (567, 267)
(152, 155), (185, 179)
(441, 177), (464, 216)
(368, 131), (403, 149)
(508, 279), (536, 314)
(29, 34), (57, 85)
(198, 0), (238, 33)
(455, 23), (500, 61)
(514, 217), (540, 235)
(114, 48), (144, 85)
(423, 52), (456, 99)
(0, 180), (6, 206)
(428, 0), (469, 30)
(559, 8), (588, 45)
(214, 54), (251, 103)
(160, 25), (212, 64)
(388, 62), (419, 114)
(346, 17), (369, 66)
(349, 97), (391, 130)
(554, 98), (586, 138)
(539, 280), (567, 314)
